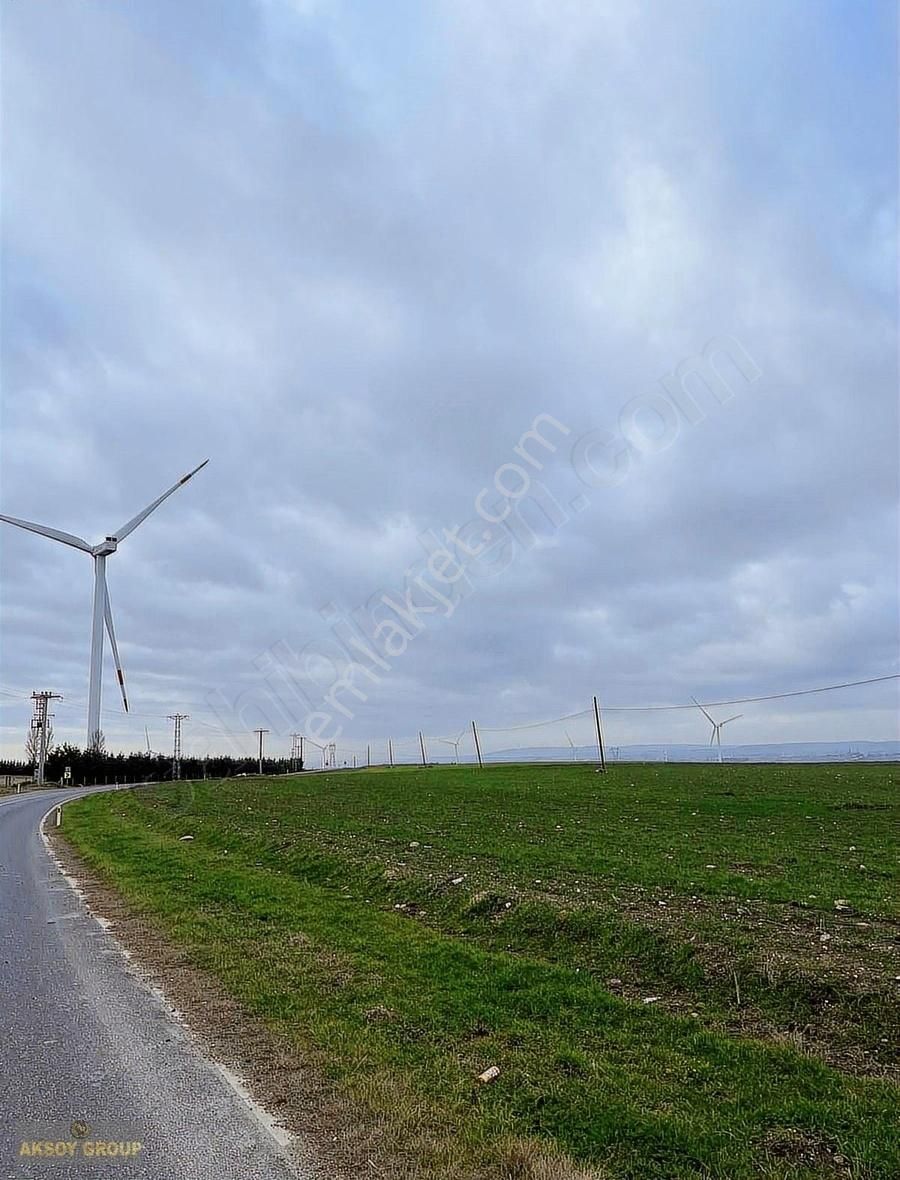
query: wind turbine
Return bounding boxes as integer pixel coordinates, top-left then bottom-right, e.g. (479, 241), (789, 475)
(564, 729), (578, 761)
(436, 729), (465, 764)
(691, 697), (742, 764)
(304, 737), (327, 769)
(1, 460), (209, 748)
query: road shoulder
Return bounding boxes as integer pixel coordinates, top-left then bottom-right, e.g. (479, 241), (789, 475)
(46, 822), (392, 1180)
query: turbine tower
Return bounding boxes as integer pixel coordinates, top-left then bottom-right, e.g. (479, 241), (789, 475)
(1, 460), (208, 747)
(691, 697), (742, 764)
(436, 729), (465, 764)
(564, 729), (577, 761)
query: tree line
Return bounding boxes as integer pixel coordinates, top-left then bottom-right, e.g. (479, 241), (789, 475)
(0, 742), (301, 785)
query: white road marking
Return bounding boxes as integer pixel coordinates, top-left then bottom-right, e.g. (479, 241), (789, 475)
(34, 797), (297, 1159)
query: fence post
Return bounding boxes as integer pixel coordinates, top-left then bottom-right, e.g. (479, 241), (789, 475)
(472, 720), (484, 769)
(593, 695), (607, 772)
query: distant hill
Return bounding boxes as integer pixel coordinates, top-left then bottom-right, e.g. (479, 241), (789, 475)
(466, 741), (900, 764)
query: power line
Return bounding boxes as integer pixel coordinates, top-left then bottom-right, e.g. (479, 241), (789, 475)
(480, 675), (899, 728)
(601, 674), (900, 713)
(31, 691), (63, 783)
(481, 708), (592, 733)
(168, 714), (189, 780)
(1, 674), (896, 747)
(254, 728), (269, 775)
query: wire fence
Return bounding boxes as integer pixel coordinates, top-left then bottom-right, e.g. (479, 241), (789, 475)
(275, 676), (899, 769)
(2, 674), (898, 767)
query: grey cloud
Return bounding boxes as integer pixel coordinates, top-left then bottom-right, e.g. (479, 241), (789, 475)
(1, 0), (896, 754)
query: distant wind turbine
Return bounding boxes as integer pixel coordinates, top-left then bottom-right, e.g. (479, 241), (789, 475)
(144, 725), (170, 760)
(691, 697), (742, 764)
(436, 730), (466, 764)
(1, 460), (209, 748)
(564, 729), (578, 761)
(304, 737), (328, 769)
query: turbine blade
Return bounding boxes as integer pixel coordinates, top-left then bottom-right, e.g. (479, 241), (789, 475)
(691, 695), (716, 725)
(0, 513), (91, 552)
(114, 459), (209, 542)
(722, 714), (743, 726)
(102, 581), (129, 713)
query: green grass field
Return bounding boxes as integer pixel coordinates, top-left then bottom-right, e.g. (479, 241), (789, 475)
(62, 763), (899, 1179)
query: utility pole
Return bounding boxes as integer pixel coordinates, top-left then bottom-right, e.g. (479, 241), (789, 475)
(254, 728), (269, 775)
(31, 691), (62, 785)
(168, 714), (189, 780)
(471, 720), (484, 769)
(290, 732), (303, 772)
(592, 695), (607, 772)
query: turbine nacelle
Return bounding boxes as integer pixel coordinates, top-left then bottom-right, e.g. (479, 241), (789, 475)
(93, 537), (119, 556)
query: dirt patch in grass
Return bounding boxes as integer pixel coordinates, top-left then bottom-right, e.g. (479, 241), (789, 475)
(486, 880), (900, 1078)
(496, 1139), (609, 1179)
(337, 837), (899, 1078)
(591, 883), (899, 991)
(757, 1127), (854, 1176)
(47, 828), (607, 1180)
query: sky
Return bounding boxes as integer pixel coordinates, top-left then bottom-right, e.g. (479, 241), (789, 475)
(1, 0), (897, 761)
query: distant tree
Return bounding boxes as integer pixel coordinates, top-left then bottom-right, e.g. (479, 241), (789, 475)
(38, 740), (274, 787)
(25, 721), (53, 766)
(46, 742), (84, 784)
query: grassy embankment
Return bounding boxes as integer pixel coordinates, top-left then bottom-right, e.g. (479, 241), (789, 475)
(61, 763), (899, 1179)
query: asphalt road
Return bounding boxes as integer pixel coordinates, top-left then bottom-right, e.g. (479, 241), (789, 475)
(0, 788), (308, 1179)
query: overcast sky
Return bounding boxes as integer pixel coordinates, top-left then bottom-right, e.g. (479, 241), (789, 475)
(1, 0), (897, 760)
